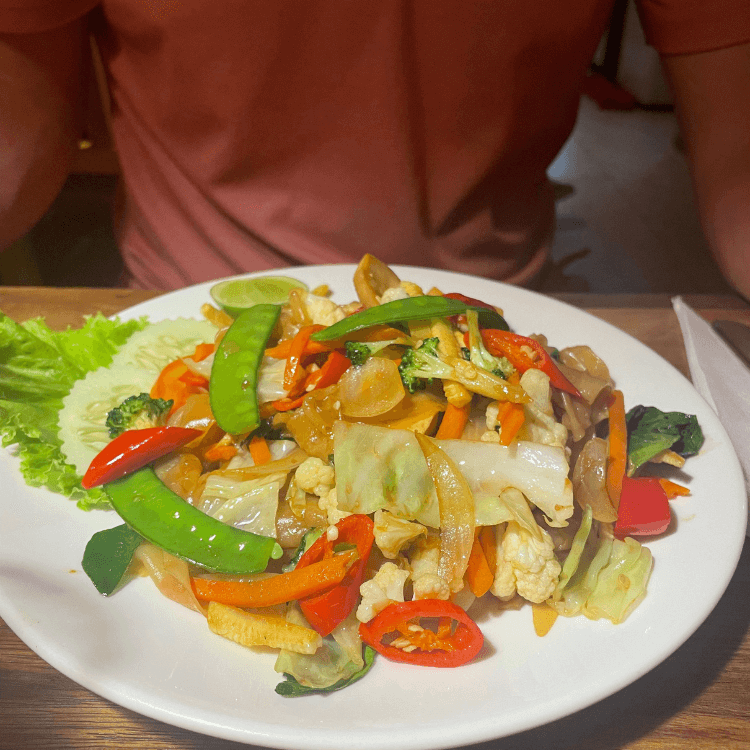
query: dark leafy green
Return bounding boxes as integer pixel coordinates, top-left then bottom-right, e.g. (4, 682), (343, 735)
(82, 523), (143, 595)
(275, 646), (376, 697)
(626, 405), (704, 473)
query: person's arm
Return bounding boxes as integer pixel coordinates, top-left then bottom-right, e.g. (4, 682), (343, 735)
(661, 42), (750, 300)
(0, 21), (87, 250)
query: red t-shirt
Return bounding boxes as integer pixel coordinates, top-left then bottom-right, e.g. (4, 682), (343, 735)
(2, 1), (749, 290)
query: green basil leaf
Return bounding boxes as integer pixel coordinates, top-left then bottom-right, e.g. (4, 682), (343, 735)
(82, 523), (142, 595)
(626, 405), (704, 473)
(275, 645), (376, 697)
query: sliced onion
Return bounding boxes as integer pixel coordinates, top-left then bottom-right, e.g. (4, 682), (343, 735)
(154, 452), (204, 501)
(133, 544), (205, 616)
(572, 436), (618, 522)
(415, 433), (475, 593)
(338, 357), (406, 418)
(167, 392), (214, 430)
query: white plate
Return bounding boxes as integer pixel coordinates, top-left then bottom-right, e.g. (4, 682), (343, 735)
(0, 265), (746, 750)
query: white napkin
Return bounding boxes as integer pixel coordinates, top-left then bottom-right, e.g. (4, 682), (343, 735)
(672, 296), (750, 534)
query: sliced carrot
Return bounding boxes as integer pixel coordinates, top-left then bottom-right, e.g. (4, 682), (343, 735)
(265, 337), (332, 360)
(248, 435), (272, 466)
(435, 402), (470, 440)
(659, 478), (691, 499)
(497, 401), (525, 445)
(150, 360), (209, 413)
(191, 342), (215, 362)
(606, 389), (628, 511)
(465, 529), (494, 597)
(191, 550), (357, 608)
(204, 443), (238, 463)
(283, 326), (321, 391)
(272, 394), (307, 412)
(478, 525), (496, 576)
(532, 603), (558, 637)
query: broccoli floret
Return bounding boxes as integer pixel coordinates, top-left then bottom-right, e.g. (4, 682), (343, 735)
(344, 339), (404, 367)
(465, 310), (515, 379)
(105, 393), (173, 438)
(398, 337), (452, 393)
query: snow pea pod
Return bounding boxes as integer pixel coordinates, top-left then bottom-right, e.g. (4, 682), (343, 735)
(104, 468), (280, 573)
(210, 303), (281, 434)
(310, 296), (508, 342)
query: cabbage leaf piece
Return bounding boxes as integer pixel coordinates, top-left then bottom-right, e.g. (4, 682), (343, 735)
(274, 607), (369, 693)
(550, 506), (653, 624)
(334, 421), (573, 527)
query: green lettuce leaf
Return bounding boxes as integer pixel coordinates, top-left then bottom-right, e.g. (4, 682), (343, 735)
(0, 311), (147, 509)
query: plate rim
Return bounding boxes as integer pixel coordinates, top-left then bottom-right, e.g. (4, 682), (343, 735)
(1, 264), (746, 750)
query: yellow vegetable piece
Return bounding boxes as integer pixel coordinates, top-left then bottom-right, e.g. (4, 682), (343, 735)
(207, 601), (322, 654)
(532, 603), (558, 637)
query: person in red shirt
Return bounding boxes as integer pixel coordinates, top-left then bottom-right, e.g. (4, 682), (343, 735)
(0, 2), (749, 296)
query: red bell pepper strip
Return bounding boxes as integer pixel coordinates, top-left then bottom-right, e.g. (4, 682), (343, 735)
(296, 514), (374, 636)
(444, 292), (496, 311)
(444, 292), (498, 328)
(81, 426), (202, 489)
(614, 476), (672, 539)
(478, 329), (581, 397)
(358, 599), (484, 667)
(272, 350), (352, 412)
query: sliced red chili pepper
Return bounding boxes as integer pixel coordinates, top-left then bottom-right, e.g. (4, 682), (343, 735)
(81, 426), (202, 489)
(296, 514), (374, 636)
(614, 476), (672, 539)
(479, 329), (581, 397)
(358, 599), (484, 667)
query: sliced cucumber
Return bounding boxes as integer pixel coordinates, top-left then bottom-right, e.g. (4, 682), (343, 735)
(58, 364), (158, 476)
(108, 318), (218, 374)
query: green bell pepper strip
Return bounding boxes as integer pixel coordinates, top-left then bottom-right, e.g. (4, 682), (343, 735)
(309, 296), (508, 342)
(104, 468), (281, 573)
(82, 523), (143, 595)
(209, 303), (281, 435)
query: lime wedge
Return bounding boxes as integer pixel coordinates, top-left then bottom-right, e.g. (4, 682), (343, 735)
(210, 275), (308, 316)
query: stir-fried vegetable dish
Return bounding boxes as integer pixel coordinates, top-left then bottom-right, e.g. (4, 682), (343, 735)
(0, 255), (704, 695)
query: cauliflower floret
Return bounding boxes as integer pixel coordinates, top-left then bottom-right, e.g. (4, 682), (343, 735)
(407, 533), (451, 600)
(378, 285), (410, 305)
(356, 562), (410, 623)
(318, 487), (350, 526)
(490, 523), (516, 599)
(294, 457), (335, 498)
(491, 521), (561, 603)
(304, 293), (347, 327)
(517, 369), (568, 448)
(378, 281), (424, 305)
(412, 573), (451, 601)
(374, 509), (427, 559)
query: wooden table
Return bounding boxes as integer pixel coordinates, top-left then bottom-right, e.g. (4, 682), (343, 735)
(1, 287), (748, 750)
